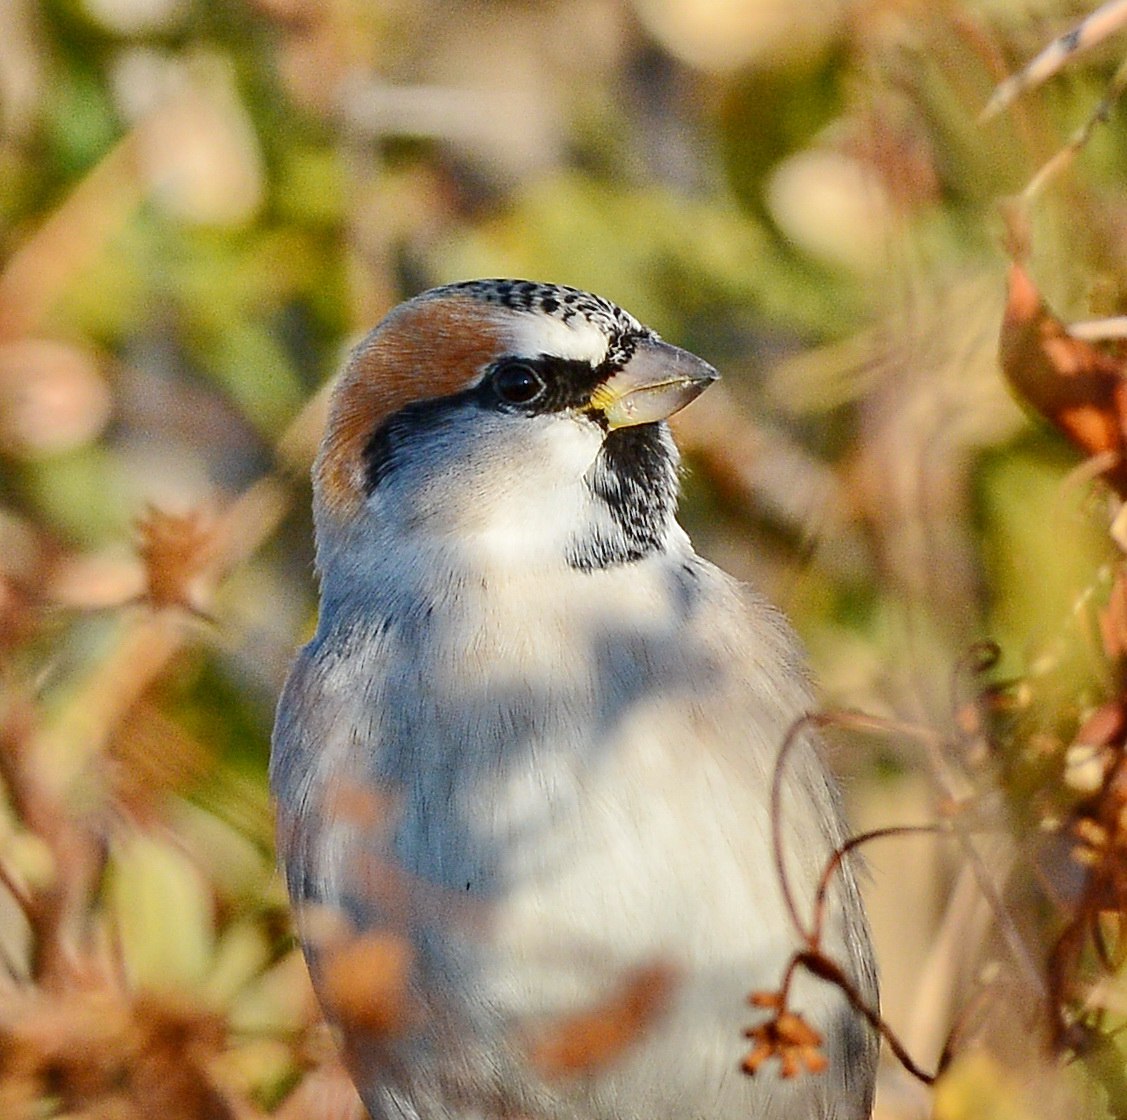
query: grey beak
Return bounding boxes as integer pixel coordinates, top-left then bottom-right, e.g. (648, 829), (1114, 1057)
(590, 338), (719, 429)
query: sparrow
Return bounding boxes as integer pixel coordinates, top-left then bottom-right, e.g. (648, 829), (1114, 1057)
(271, 279), (878, 1119)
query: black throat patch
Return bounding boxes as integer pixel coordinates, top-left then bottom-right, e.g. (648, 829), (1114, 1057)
(568, 423), (679, 572)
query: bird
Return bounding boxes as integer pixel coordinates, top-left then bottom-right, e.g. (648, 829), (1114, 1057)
(271, 279), (878, 1120)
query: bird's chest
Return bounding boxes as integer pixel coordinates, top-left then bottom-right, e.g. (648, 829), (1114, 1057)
(369, 596), (681, 881)
(322, 563), (716, 910)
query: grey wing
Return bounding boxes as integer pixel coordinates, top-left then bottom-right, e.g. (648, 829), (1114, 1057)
(694, 562), (881, 1102)
(271, 644), (358, 911)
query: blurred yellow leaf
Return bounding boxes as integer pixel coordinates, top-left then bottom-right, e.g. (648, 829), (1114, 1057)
(108, 831), (215, 992)
(169, 799), (270, 899)
(203, 919), (273, 1010)
(228, 948), (317, 1035)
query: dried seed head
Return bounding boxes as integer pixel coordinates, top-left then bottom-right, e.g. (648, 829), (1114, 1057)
(134, 506), (220, 614)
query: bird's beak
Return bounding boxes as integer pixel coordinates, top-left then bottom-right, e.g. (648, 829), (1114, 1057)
(589, 338), (719, 430)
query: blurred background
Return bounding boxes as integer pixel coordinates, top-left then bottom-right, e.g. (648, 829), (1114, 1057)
(2, 0), (1127, 1116)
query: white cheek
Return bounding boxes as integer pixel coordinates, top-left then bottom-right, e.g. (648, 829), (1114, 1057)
(538, 412), (605, 474)
(467, 417), (604, 564)
(356, 412), (610, 569)
(504, 313), (610, 364)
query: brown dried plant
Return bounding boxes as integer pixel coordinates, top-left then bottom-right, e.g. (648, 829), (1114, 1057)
(742, 710), (947, 1088)
(0, 398), (347, 1120)
(999, 260), (1127, 498)
(134, 505), (223, 616)
(742, 991), (828, 1079)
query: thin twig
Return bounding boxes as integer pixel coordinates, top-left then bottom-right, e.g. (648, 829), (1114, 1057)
(791, 950), (939, 1084)
(809, 824), (950, 945)
(1021, 56), (1127, 203)
(0, 853), (35, 927)
(981, 0), (1127, 121)
(770, 709), (947, 941)
(770, 714), (827, 940)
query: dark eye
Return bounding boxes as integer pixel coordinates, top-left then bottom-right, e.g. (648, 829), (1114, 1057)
(492, 361), (545, 404)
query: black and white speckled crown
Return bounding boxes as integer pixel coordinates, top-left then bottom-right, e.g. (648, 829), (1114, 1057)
(424, 279), (648, 348)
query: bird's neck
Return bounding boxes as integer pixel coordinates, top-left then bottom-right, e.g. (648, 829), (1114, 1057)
(313, 517), (695, 654)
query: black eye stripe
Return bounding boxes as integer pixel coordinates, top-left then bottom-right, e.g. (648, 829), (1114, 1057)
(482, 336), (643, 416)
(484, 355), (599, 412)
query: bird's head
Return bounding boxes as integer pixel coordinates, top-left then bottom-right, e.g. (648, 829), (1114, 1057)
(313, 279), (717, 580)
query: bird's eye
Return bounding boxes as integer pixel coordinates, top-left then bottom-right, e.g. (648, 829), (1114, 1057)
(492, 362), (545, 404)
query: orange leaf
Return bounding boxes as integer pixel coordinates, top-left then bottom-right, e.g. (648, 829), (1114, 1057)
(1000, 263), (1127, 496)
(1101, 567), (1127, 662)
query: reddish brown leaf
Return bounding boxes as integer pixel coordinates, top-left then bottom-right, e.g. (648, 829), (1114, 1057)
(1101, 567), (1127, 662)
(1000, 263), (1127, 495)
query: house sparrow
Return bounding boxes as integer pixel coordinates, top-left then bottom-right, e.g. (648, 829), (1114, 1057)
(271, 280), (878, 1119)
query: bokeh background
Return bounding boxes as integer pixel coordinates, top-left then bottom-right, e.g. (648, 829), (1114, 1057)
(3, 0), (1127, 1116)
